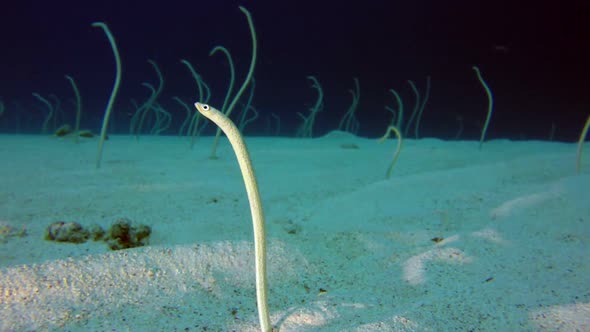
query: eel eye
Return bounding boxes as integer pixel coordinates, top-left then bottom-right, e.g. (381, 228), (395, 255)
(202, 104), (210, 111)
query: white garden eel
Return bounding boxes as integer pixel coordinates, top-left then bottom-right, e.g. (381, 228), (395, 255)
(194, 102), (272, 332)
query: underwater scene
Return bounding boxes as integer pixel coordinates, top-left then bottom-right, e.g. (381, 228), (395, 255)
(0, 1), (588, 331)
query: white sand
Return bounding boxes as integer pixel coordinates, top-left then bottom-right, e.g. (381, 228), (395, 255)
(0, 134), (588, 331)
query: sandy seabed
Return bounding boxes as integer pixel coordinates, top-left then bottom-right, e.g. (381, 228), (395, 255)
(0, 133), (588, 331)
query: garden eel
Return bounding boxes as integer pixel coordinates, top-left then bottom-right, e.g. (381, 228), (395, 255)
(194, 102), (272, 332)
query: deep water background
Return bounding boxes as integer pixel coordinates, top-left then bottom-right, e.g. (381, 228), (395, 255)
(0, 0), (587, 140)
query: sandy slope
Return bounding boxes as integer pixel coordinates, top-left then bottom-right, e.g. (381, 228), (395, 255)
(0, 134), (588, 331)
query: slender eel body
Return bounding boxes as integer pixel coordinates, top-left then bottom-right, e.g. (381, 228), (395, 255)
(194, 102), (271, 332)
